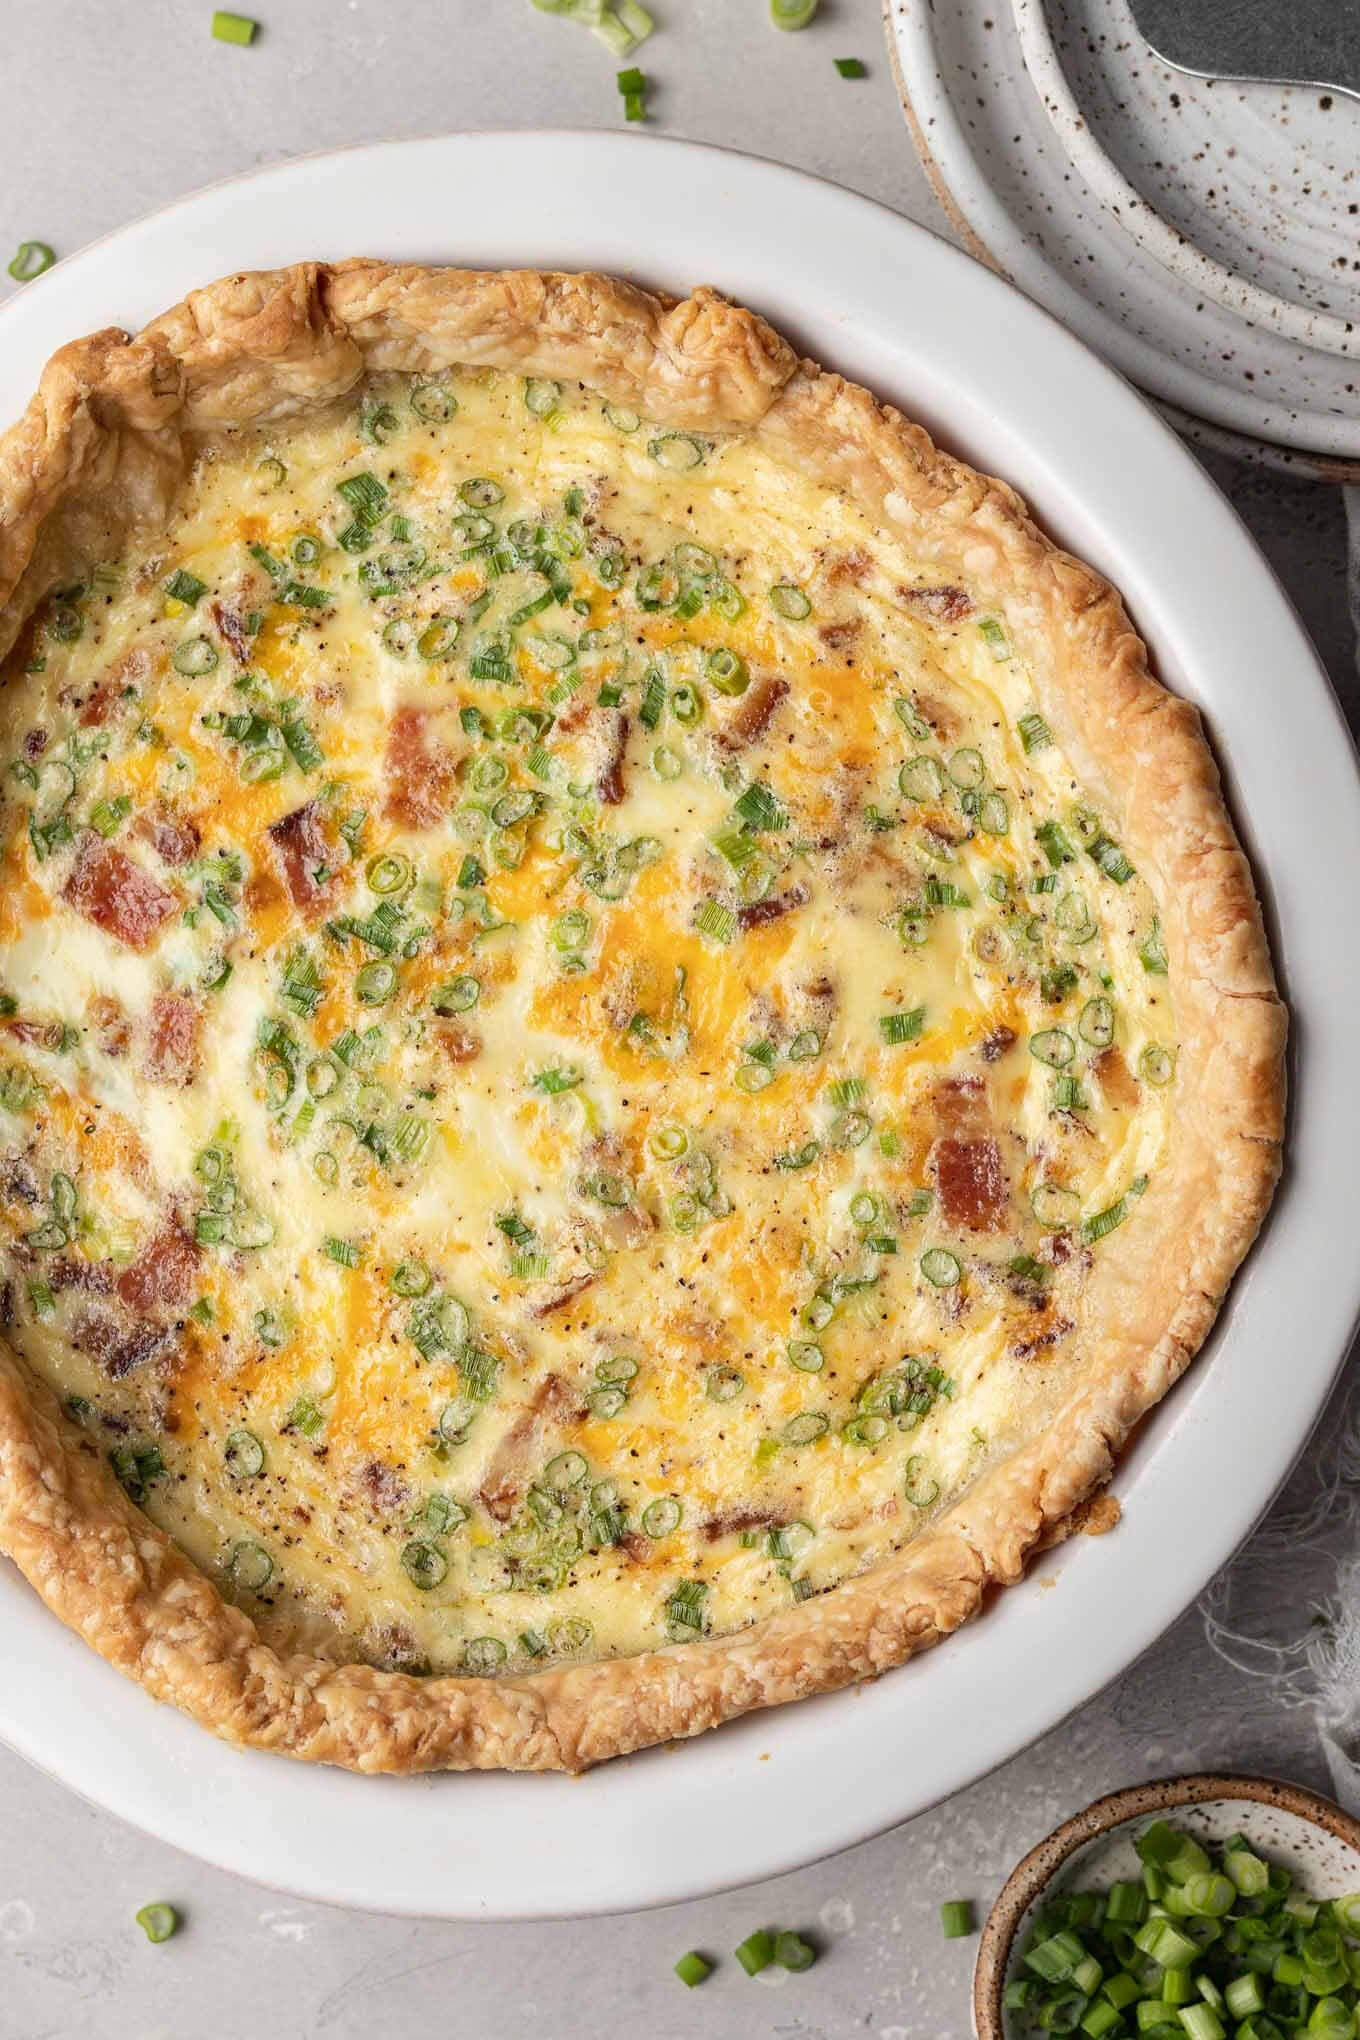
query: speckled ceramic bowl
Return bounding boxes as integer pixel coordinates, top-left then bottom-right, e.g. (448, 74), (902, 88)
(975, 1775), (1360, 2039)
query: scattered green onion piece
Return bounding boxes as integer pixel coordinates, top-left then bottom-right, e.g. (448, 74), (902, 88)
(735, 1929), (777, 1976)
(401, 1540), (447, 1590)
(135, 1902), (180, 1943)
(770, 0), (818, 25)
(941, 1900), (975, 1940)
(8, 241), (56, 283)
(835, 55), (866, 76)
(642, 1496), (682, 1538)
(674, 1951), (712, 1988)
(706, 647), (749, 696)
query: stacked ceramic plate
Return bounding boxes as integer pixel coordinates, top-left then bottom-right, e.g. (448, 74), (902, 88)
(885, 0), (1360, 479)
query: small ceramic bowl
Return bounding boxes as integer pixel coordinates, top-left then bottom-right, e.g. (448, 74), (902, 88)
(974, 1774), (1360, 2039)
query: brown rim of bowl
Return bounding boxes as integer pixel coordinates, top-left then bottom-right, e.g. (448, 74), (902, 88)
(973, 1772), (1360, 2040)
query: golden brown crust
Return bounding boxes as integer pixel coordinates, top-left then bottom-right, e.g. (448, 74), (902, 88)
(0, 263), (1285, 1772)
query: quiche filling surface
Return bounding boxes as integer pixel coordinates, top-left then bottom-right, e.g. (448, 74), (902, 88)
(0, 369), (1177, 1676)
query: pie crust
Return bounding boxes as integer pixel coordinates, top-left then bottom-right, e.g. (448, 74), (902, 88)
(0, 264), (1285, 1772)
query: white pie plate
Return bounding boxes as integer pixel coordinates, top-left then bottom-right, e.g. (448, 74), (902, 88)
(0, 131), (1355, 1921)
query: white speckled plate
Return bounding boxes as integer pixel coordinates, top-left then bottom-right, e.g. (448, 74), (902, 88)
(0, 132), (1358, 1919)
(886, 0), (1360, 465)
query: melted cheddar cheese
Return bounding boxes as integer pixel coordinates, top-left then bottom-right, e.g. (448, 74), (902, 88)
(0, 371), (1177, 1673)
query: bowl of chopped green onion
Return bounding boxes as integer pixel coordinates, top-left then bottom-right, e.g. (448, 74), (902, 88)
(974, 1774), (1360, 2040)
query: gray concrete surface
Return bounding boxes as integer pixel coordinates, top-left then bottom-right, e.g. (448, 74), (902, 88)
(2, 4), (1355, 2035)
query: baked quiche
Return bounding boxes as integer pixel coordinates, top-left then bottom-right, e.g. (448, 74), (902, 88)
(0, 266), (1284, 1771)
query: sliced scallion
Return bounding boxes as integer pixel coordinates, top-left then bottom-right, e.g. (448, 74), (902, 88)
(8, 241), (56, 283)
(735, 1928), (777, 1975)
(135, 1902), (180, 1943)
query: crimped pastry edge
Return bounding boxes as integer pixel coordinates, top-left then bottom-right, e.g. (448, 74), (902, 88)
(0, 263), (1285, 1772)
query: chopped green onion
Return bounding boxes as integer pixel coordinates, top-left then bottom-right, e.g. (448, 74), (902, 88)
(920, 1247), (961, 1288)
(401, 1540), (447, 1590)
(879, 1006), (925, 1046)
(642, 1496), (682, 1537)
(775, 1930), (818, 1970)
(834, 55), (866, 76)
(164, 568), (207, 606)
(674, 1951), (712, 1988)
(770, 0), (818, 24)
(211, 9), (257, 43)
(769, 582), (811, 620)
(1016, 711), (1050, 754)
(733, 781), (786, 831)
(904, 1455), (940, 1506)
(694, 900), (736, 945)
(135, 1902), (180, 1943)
(735, 1929), (777, 1975)
(8, 241), (56, 283)
(941, 1900), (975, 1940)
(706, 646), (749, 696)
(172, 635), (218, 677)
(648, 431), (706, 472)
(223, 1429), (265, 1479)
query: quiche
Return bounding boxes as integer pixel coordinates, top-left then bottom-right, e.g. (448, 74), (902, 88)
(0, 265), (1284, 1771)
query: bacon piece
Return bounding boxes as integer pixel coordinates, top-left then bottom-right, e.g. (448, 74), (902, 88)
(737, 884), (809, 932)
(934, 1136), (1008, 1232)
(4, 1018), (58, 1049)
(703, 1506), (785, 1543)
(1012, 1315), (1075, 1361)
(826, 547), (872, 586)
(267, 801), (337, 917)
(71, 1309), (175, 1381)
(136, 805), (200, 867)
(979, 1026), (1017, 1064)
(48, 1256), (114, 1295)
(384, 706), (457, 831)
(63, 833), (177, 950)
(1093, 1046), (1140, 1112)
(715, 673), (788, 755)
(477, 1373), (586, 1523)
(115, 1224), (198, 1316)
(818, 622), (860, 654)
(932, 1075), (989, 1137)
(356, 1458), (411, 1516)
(210, 599), (253, 665)
(596, 710), (629, 806)
(528, 1273), (597, 1321)
(0, 1158), (40, 1206)
(90, 993), (134, 1058)
(76, 648), (150, 727)
(899, 584), (972, 623)
(144, 992), (201, 1086)
(911, 692), (959, 741)
(437, 1025), (481, 1065)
